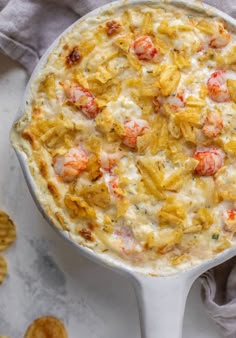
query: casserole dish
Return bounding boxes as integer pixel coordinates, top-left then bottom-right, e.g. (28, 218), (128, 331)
(11, 1), (236, 337)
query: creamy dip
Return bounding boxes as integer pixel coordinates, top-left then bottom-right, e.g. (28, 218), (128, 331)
(12, 1), (236, 275)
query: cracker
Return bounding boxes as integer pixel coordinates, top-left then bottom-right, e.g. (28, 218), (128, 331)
(0, 255), (7, 284)
(24, 316), (68, 338)
(0, 210), (16, 251)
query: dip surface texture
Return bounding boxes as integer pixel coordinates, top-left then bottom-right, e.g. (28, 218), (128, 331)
(13, 2), (236, 275)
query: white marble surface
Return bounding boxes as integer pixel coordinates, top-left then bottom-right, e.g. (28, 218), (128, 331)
(0, 53), (223, 338)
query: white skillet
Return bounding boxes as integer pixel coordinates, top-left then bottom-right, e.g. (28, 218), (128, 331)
(11, 1), (236, 337)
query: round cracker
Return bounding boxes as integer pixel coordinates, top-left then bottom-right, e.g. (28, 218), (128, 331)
(24, 316), (68, 338)
(0, 255), (7, 284)
(0, 210), (16, 251)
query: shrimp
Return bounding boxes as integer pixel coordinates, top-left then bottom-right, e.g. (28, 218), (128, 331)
(207, 71), (230, 103)
(100, 151), (123, 173)
(132, 36), (159, 61)
(109, 175), (125, 199)
(122, 118), (150, 148)
(202, 110), (223, 138)
(193, 147), (224, 176)
(113, 226), (143, 256)
(53, 146), (89, 182)
(153, 96), (162, 112)
(209, 23), (230, 49)
(61, 80), (99, 118)
(153, 92), (185, 113)
(167, 93), (185, 109)
(197, 43), (205, 53)
(224, 210), (236, 233)
(109, 176), (122, 196)
(101, 154), (124, 200)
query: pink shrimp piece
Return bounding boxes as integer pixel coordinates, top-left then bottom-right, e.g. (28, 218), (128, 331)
(202, 111), (223, 138)
(193, 148), (224, 176)
(224, 210), (236, 233)
(153, 92), (185, 112)
(207, 71), (230, 103)
(153, 96), (162, 112)
(132, 36), (158, 61)
(101, 157), (116, 173)
(167, 92), (185, 110)
(108, 176), (123, 198)
(53, 146), (89, 182)
(197, 43), (205, 53)
(114, 226), (142, 255)
(122, 118), (150, 148)
(62, 80), (99, 118)
(100, 152), (122, 173)
(209, 23), (230, 49)
(110, 176), (119, 192)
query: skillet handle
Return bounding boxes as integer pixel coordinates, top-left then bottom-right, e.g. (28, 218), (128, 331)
(131, 273), (195, 338)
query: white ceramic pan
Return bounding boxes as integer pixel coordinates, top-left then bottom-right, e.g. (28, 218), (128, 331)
(11, 1), (236, 337)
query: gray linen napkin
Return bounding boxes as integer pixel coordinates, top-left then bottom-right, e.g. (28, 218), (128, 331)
(201, 257), (236, 338)
(0, 0), (236, 336)
(0, 0), (111, 73)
